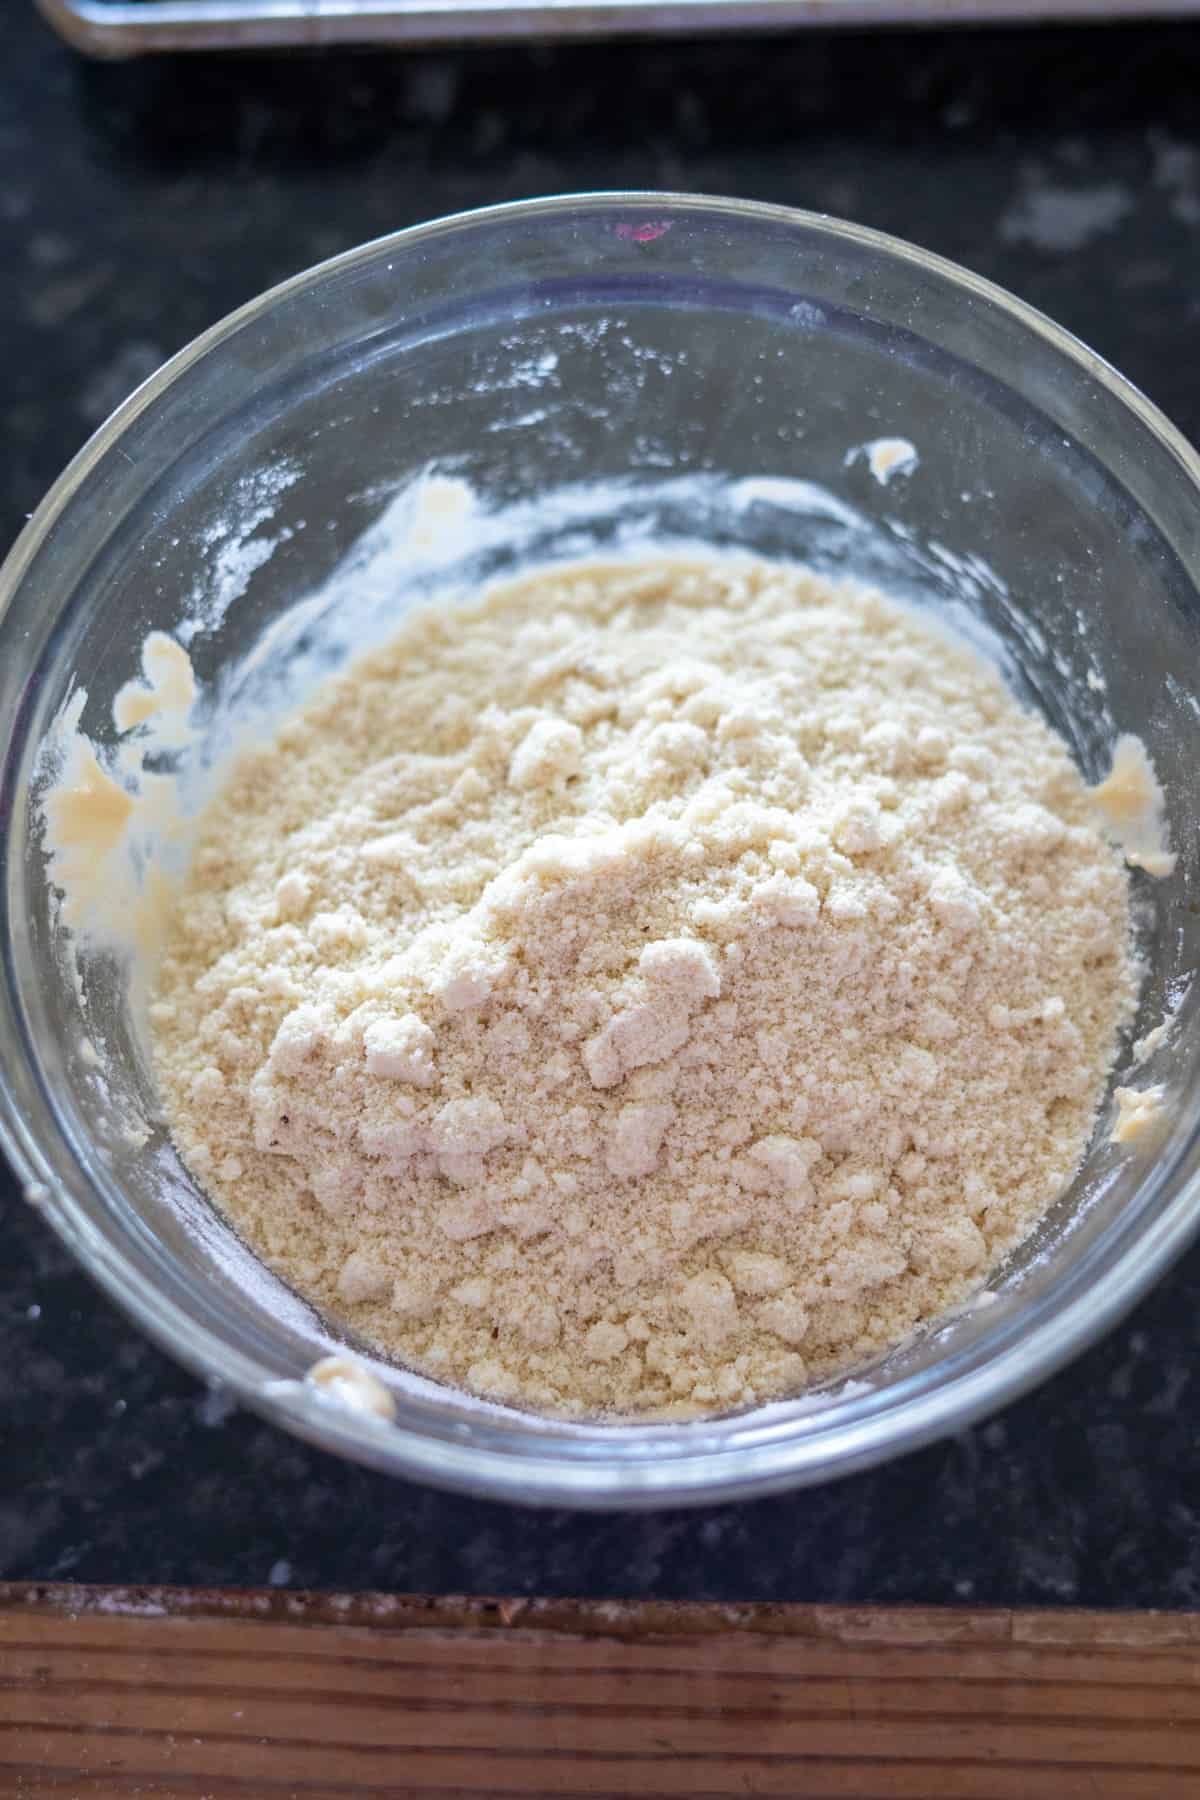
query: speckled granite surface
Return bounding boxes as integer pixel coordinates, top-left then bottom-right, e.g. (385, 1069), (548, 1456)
(3, 6), (1199, 1599)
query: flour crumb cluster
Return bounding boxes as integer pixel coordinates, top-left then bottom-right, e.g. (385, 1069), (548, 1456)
(152, 556), (1139, 1417)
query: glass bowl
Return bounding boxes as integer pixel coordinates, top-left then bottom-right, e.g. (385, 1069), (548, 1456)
(1, 194), (1198, 1509)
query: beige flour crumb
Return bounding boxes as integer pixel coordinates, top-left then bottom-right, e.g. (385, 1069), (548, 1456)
(1090, 733), (1176, 877)
(1110, 1084), (1168, 1146)
(305, 1355), (396, 1420)
(152, 555), (1139, 1419)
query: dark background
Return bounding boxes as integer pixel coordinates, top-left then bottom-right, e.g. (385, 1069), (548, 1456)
(3, 3), (1199, 1602)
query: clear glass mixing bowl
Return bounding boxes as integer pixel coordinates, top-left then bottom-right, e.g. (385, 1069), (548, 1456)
(2, 194), (1198, 1508)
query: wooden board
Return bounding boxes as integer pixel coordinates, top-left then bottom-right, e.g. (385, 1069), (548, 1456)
(1, 1585), (1198, 1797)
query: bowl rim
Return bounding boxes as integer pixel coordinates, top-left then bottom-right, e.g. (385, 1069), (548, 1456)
(3, 189), (1199, 1509)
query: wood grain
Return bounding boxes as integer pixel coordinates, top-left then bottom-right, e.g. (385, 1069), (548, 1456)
(1, 1586), (1198, 1797)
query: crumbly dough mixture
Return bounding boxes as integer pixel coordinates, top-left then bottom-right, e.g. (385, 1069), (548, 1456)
(152, 556), (1137, 1417)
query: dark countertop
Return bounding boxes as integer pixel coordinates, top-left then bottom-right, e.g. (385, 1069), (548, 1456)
(3, 5), (1200, 1602)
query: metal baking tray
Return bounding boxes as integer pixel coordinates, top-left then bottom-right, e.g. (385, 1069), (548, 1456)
(36, 0), (1200, 57)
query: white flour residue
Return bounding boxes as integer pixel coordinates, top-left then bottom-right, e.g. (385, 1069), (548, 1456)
(730, 476), (861, 527)
(1134, 980), (1188, 1066)
(554, 318), (619, 352)
(486, 407), (551, 435)
(472, 345), (560, 395)
(177, 459), (299, 644)
(788, 301), (825, 329)
(1166, 672), (1200, 723)
(397, 470), (478, 553)
(145, 1138), (327, 1336)
(748, 1377), (873, 1425)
